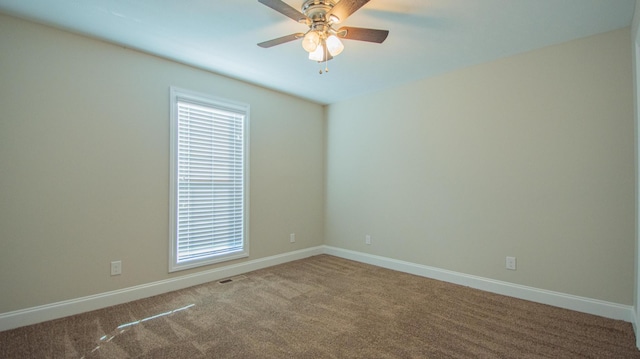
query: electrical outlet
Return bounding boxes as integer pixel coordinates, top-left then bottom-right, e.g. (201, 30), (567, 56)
(506, 256), (516, 270)
(111, 260), (122, 276)
(365, 235), (371, 245)
(290, 233), (296, 243)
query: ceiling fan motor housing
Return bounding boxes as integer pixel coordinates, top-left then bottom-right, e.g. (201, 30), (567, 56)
(302, 0), (337, 22)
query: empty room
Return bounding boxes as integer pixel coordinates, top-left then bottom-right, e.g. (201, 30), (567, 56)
(1, 0), (640, 357)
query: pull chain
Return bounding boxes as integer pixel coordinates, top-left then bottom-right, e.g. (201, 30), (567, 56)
(324, 44), (329, 73)
(318, 40), (329, 74)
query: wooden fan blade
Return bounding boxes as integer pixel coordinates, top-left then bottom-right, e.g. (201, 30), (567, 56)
(338, 26), (389, 43)
(327, 0), (370, 23)
(258, 0), (308, 22)
(258, 33), (304, 48)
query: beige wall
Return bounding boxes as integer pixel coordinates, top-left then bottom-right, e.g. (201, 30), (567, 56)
(325, 28), (635, 304)
(633, 0), (640, 328)
(0, 14), (325, 313)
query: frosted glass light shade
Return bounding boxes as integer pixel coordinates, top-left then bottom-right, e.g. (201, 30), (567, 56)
(302, 31), (320, 53)
(326, 35), (344, 56)
(309, 43), (325, 61)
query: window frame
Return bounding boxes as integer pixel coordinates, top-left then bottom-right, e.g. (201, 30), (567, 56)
(169, 86), (250, 272)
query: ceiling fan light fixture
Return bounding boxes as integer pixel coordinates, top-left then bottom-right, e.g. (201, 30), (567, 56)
(257, 0), (390, 73)
(301, 31), (320, 52)
(326, 34), (344, 56)
(308, 42), (325, 61)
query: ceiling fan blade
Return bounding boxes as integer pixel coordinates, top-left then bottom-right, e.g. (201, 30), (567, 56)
(337, 26), (389, 43)
(258, 33), (304, 48)
(327, 0), (370, 23)
(258, 0), (309, 22)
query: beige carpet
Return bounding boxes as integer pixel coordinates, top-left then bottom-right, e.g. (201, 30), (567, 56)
(1, 254), (638, 358)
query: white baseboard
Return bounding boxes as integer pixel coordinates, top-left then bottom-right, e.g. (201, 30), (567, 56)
(323, 246), (635, 323)
(1, 245), (635, 333)
(0, 246), (324, 332)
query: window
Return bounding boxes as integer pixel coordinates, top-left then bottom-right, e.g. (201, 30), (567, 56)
(169, 87), (249, 272)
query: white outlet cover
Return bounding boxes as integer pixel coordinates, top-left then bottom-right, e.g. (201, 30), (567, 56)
(506, 256), (516, 270)
(111, 260), (122, 276)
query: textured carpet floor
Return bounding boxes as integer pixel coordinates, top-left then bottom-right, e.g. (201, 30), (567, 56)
(1, 254), (639, 358)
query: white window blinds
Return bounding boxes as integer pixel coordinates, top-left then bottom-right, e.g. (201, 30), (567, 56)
(170, 88), (249, 272)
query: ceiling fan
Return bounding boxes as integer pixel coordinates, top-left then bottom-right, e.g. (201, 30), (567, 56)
(257, 0), (389, 73)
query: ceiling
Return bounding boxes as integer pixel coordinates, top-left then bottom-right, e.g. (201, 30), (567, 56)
(0, 0), (635, 104)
